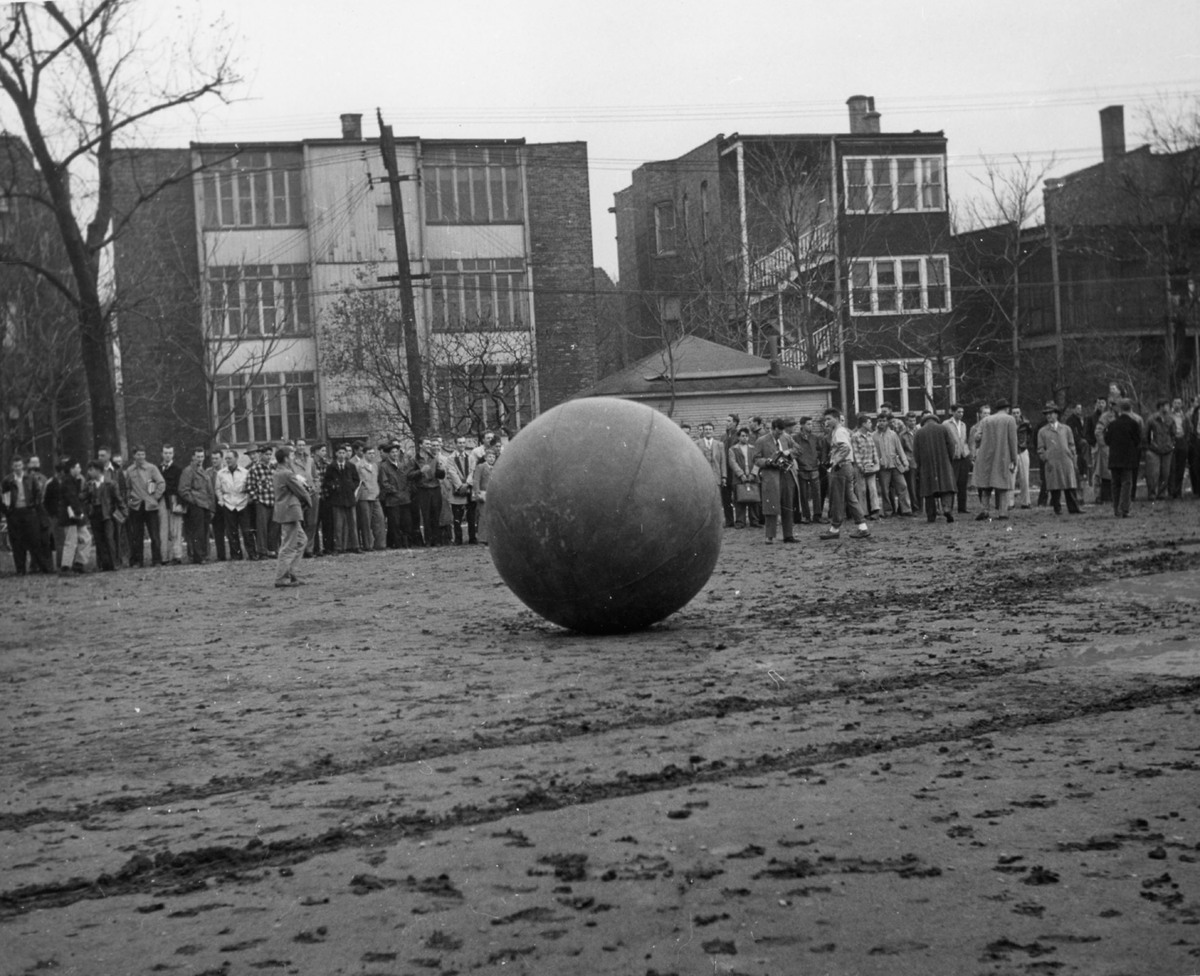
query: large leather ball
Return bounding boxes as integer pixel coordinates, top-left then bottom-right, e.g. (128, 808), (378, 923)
(486, 397), (724, 633)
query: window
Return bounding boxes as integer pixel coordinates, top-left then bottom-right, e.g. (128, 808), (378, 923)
(208, 265), (311, 336)
(658, 295), (681, 323)
(423, 146), (523, 224)
(430, 258), (528, 332)
(202, 151), (304, 228)
(434, 364), (533, 435)
(842, 156), (945, 213)
(214, 371), (318, 446)
(853, 358), (955, 416)
(654, 201), (676, 255)
(848, 256), (951, 315)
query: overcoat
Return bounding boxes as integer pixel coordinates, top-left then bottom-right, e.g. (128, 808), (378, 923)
(1037, 423), (1078, 490)
(913, 419), (957, 496)
(751, 432), (798, 517)
(973, 412), (1019, 489)
(1103, 413), (1144, 470)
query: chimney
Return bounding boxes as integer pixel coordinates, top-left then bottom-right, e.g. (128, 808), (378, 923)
(847, 95), (881, 135)
(340, 113), (363, 141)
(1100, 105), (1125, 161)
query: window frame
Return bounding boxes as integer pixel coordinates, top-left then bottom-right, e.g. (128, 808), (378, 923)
(213, 370), (318, 447)
(852, 357), (956, 416)
(207, 264), (312, 337)
(202, 151), (304, 229)
(429, 257), (529, 333)
(842, 155), (946, 214)
(653, 200), (677, 256)
(848, 255), (952, 316)
(422, 146), (524, 225)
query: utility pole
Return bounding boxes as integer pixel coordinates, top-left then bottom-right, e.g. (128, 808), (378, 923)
(377, 109), (428, 443)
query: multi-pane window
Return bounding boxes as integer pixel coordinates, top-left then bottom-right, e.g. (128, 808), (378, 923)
(213, 371), (318, 446)
(843, 156), (945, 213)
(423, 146), (523, 224)
(849, 256), (951, 314)
(202, 150), (304, 228)
(208, 265), (311, 336)
(654, 201), (677, 255)
(430, 258), (528, 332)
(434, 364), (533, 435)
(853, 358), (955, 416)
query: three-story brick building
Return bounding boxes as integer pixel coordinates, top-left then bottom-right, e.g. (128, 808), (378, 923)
(613, 95), (955, 418)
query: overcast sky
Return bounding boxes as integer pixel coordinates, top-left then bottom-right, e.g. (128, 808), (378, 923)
(144, 0), (1200, 277)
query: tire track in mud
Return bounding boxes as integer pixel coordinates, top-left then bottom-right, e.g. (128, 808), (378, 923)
(0, 656), (1048, 832)
(4, 674), (1198, 919)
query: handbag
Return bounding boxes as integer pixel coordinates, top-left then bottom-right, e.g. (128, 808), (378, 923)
(734, 481), (761, 504)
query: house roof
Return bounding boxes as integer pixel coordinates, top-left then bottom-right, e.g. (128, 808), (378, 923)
(578, 336), (836, 399)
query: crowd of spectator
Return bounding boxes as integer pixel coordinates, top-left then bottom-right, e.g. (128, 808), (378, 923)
(2, 386), (1198, 577)
(0, 431), (504, 579)
(688, 387), (1200, 544)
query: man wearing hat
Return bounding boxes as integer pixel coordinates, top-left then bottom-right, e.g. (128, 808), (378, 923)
(1036, 401), (1083, 514)
(972, 399), (1019, 519)
(914, 412), (958, 522)
(246, 444), (279, 559)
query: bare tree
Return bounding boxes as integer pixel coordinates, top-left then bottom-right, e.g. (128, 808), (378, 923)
(320, 266), (534, 441)
(956, 154), (1056, 404)
(0, 0), (237, 450)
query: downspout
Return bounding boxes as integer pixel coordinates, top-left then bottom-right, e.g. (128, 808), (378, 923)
(736, 141), (751, 353)
(1049, 224), (1064, 401)
(830, 136), (848, 414)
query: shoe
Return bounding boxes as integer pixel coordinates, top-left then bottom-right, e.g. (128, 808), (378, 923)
(302, 552), (313, 559)
(944, 512), (954, 523)
(171, 558), (182, 566)
(782, 537), (798, 543)
(764, 538), (773, 544)
(59, 567), (72, 576)
(1021, 505), (1031, 509)
(818, 529), (841, 540)
(975, 512), (990, 521)
(287, 574), (306, 585)
(267, 550), (278, 558)
(849, 528), (870, 539)
(274, 579), (299, 588)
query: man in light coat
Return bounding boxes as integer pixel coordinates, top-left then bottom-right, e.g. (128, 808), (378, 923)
(972, 399), (1019, 520)
(1037, 402), (1082, 515)
(271, 445), (311, 588)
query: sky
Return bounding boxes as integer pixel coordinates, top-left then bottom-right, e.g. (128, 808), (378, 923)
(136, 0), (1200, 278)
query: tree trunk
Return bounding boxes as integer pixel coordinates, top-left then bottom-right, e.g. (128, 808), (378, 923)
(79, 302), (119, 453)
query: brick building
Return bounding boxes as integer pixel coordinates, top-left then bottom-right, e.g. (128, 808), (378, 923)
(112, 117), (599, 451)
(613, 96), (955, 420)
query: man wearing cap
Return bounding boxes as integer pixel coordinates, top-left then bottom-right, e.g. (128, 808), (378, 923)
(271, 444), (311, 588)
(246, 444), (279, 559)
(913, 412), (957, 522)
(943, 404), (971, 514)
(752, 417), (801, 544)
(1037, 402), (1083, 514)
(972, 399), (1019, 520)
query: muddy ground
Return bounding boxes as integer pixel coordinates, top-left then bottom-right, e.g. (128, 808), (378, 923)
(3, 502), (1200, 976)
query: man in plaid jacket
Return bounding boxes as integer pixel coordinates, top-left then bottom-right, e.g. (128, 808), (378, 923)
(246, 444), (279, 558)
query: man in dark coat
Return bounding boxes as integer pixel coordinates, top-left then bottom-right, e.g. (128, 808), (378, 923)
(380, 442), (418, 548)
(914, 412), (958, 523)
(321, 444), (362, 554)
(1103, 397), (1144, 517)
(2, 456), (54, 574)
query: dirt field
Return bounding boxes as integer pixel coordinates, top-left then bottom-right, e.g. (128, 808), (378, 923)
(3, 503), (1200, 976)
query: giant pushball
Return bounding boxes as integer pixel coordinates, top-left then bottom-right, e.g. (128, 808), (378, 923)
(486, 397), (724, 633)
